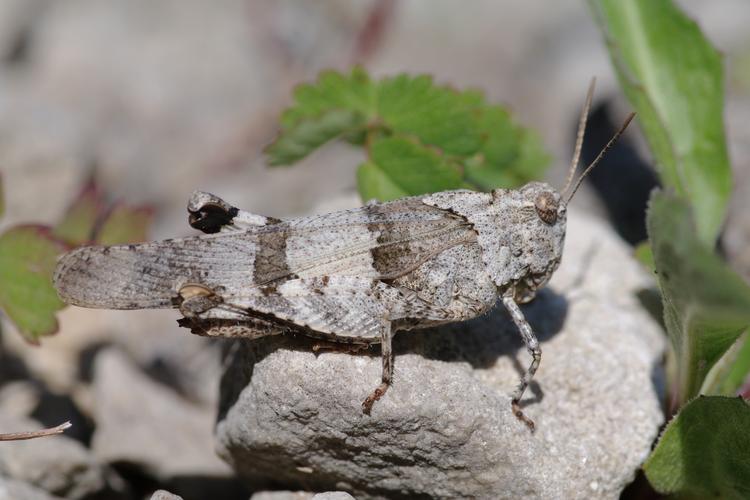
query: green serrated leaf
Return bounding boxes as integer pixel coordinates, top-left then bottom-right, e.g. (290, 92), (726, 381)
(476, 106), (519, 168)
(463, 163), (518, 191)
(365, 136), (464, 201)
(456, 88), (485, 108)
(0, 226), (65, 341)
(280, 67), (376, 126)
(53, 182), (103, 245)
(644, 396), (750, 499)
(266, 109), (365, 165)
(514, 128), (551, 181)
(268, 68), (550, 192)
(96, 205), (153, 246)
(464, 106), (550, 190)
(647, 191), (750, 403)
(377, 75), (482, 156)
(356, 162), (409, 202)
(591, 0), (730, 245)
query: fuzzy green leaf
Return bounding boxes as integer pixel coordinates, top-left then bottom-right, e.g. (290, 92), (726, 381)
(702, 332), (750, 397)
(362, 137), (464, 201)
(720, 337), (750, 396)
(648, 191), (750, 403)
(0, 226), (66, 341)
(96, 205), (154, 246)
(0, 173), (4, 220)
(280, 67), (376, 126)
(644, 396), (750, 499)
(591, 0), (730, 245)
(377, 75), (481, 156)
(633, 241), (655, 271)
(266, 109), (365, 165)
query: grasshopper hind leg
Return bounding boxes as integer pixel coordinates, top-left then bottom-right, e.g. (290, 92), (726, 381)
(502, 294), (541, 432)
(361, 322), (393, 415)
(176, 283), (224, 317)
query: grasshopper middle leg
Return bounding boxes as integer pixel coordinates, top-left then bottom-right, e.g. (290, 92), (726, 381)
(361, 322), (393, 415)
(502, 294), (541, 432)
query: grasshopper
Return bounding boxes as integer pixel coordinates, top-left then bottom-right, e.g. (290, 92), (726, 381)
(53, 81), (633, 430)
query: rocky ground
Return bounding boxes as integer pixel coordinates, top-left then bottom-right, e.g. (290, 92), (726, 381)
(0, 1), (749, 499)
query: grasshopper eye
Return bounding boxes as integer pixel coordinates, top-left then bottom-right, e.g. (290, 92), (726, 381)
(534, 192), (559, 224)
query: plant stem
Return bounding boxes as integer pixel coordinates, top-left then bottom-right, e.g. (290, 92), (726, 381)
(0, 421), (71, 441)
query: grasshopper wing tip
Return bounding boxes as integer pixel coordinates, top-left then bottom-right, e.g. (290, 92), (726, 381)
(52, 246), (94, 305)
(52, 243), (180, 310)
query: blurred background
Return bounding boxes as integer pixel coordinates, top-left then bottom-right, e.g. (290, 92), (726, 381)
(0, 1), (749, 499)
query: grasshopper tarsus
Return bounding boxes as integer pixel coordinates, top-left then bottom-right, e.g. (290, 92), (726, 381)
(362, 382), (389, 415)
(512, 401), (536, 432)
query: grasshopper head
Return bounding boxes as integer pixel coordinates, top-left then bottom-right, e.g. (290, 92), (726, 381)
(494, 87), (635, 303)
(497, 181), (568, 302)
(423, 80), (634, 303)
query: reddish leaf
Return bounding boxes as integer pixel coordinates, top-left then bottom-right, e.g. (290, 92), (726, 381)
(53, 180), (104, 246)
(96, 204), (154, 245)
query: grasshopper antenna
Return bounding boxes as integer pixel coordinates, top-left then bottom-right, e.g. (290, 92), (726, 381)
(561, 77), (597, 196)
(565, 112), (636, 204)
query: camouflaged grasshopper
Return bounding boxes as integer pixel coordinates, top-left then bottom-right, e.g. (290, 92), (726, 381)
(53, 81), (633, 430)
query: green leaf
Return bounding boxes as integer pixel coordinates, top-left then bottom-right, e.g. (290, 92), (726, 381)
(0, 226), (66, 341)
(96, 204), (154, 245)
(513, 129), (550, 183)
(702, 332), (750, 397)
(267, 68), (550, 194)
(476, 106), (520, 168)
(377, 75), (481, 156)
(266, 109), (365, 165)
(356, 162), (409, 202)
(53, 181), (103, 245)
(644, 396), (750, 499)
(722, 337), (750, 397)
(647, 191), (750, 403)
(280, 67), (376, 126)
(463, 159), (518, 190)
(465, 106), (550, 190)
(633, 241), (654, 271)
(0, 173), (4, 220)
(591, 0), (730, 245)
(363, 136), (464, 201)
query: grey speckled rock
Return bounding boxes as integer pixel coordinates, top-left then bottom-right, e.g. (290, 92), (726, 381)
(250, 492), (352, 500)
(215, 208), (665, 499)
(149, 490), (184, 500)
(312, 493), (356, 500)
(91, 348), (232, 480)
(249, 492), (313, 500)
